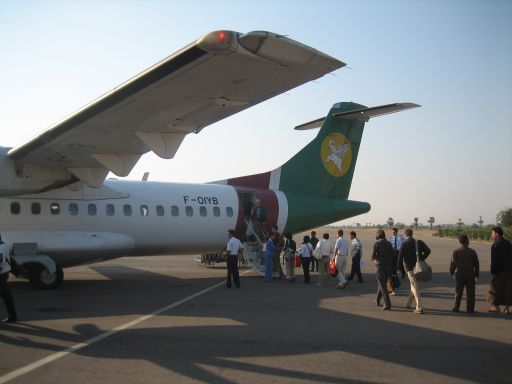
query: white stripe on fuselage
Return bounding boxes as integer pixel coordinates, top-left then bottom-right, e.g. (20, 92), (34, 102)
(0, 180), (241, 266)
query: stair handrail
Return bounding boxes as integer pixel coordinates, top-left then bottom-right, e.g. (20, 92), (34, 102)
(244, 218), (265, 247)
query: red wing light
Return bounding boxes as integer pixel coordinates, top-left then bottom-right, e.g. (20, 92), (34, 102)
(197, 30), (234, 52)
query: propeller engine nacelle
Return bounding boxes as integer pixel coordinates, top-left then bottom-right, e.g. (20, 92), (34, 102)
(0, 147), (72, 196)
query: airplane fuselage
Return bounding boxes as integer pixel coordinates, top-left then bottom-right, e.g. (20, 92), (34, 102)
(1, 180), (288, 267)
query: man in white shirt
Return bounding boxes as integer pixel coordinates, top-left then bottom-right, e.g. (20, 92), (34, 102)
(226, 229), (243, 288)
(315, 233), (333, 287)
(334, 229), (349, 289)
(347, 231), (364, 283)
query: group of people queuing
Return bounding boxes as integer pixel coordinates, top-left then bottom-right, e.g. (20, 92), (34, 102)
(258, 228), (364, 287)
(2, 227), (511, 323)
(224, 225), (512, 316)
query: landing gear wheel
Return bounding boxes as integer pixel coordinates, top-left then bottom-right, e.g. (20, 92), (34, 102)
(29, 265), (64, 289)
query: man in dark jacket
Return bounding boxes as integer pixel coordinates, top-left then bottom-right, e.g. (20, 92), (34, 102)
(450, 234), (479, 313)
(398, 228), (431, 314)
(372, 230), (395, 310)
(487, 226), (512, 314)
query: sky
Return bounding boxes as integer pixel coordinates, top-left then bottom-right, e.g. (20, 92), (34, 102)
(0, 0), (511, 227)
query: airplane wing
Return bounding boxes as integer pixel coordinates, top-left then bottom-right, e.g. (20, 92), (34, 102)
(7, 30), (344, 190)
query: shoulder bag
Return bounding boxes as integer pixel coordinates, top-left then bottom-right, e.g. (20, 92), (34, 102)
(329, 258), (338, 277)
(413, 239), (432, 282)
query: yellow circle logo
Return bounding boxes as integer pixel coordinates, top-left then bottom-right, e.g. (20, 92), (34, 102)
(321, 133), (352, 177)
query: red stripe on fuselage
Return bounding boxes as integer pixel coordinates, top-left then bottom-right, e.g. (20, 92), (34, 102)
(227, 172), (271, 189)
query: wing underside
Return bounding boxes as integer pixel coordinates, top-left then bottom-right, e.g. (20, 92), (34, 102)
(7, 30), (345, 190)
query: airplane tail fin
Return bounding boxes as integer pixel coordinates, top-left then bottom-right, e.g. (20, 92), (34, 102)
(221, 102), (419, 233)
(275, 102), (419, 198)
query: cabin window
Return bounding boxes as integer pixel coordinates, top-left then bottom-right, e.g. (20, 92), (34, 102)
(226, 207), (234, 217)
(185, 206), (193, 217)
(10, 202), (20, 215)
(31, 202), (41, 215)
(156, 205), (164, 216)
(171, 206), (179, 217)
(50, 202), (60, 215)
(106, 204), (115, 216)
(88, 204), (97, 216)
(213, 206), (220, 217)
(69, 203), (79, 216)
(140, 205), (149, 217)
(199, 206), (207, 217)
(123, 204), (132, 216)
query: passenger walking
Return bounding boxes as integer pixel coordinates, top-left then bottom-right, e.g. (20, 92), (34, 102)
(226, 230), (243, 288)
(449, 234), (479, 313)
(398, 228), (431, 314)
(487, 227), (512, 314)
(283, 232), (297, 282)
(271, 224), (285, 279)
(0, 234), (17, 323)
(315, 233), (333, 287)
(310, 231), (319, 272)
(264, 235), (276, 283)
(372, 230), (395, 310)
(250, 198), (267, 240)
(299, 235), (313, 283)
(334, 229), (349, 289)
(347, 231), (364, 283)
(388, 227), (404, 295)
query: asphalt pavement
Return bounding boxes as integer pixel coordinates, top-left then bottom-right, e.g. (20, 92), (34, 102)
(1, 230), (511, 383)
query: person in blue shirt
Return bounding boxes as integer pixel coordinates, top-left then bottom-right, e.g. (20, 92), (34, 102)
(388, 227), (404, 295)
(264, 236), (276, 282)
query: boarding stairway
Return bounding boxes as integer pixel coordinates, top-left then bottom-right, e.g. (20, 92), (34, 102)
(197, 221), (277, 277)
(242, 219), (271, 276)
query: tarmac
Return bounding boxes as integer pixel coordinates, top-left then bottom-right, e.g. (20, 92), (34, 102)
(1, 230), (511, 384)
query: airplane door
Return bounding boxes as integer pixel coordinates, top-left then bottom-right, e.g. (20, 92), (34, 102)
(235, 189), (279, 242)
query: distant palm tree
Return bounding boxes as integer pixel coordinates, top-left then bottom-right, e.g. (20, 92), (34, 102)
(387, 217), (394, 228)
(428, 216), (435, 230)
(413, 217), (418, 230)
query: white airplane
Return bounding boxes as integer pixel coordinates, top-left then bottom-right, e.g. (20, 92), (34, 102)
(0, 30), (418, 288)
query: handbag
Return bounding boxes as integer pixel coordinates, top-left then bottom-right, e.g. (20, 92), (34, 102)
(413, 240), (432, 282)
(313, 245), (321, 260)
(329, 258), (338, 277)
(283, 248), (294, 261)
(391, 274), (401, 288)
(295, 254), (301, 268)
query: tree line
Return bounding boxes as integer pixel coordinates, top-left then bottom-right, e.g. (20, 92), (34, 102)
(383, 207), (511, 241)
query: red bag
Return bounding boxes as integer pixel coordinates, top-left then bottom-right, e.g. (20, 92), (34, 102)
(295, 254), (301, 268)
(329, 258), (338, 277)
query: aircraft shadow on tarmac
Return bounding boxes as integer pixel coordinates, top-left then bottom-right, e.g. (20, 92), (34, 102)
(1, 266), (511, 383)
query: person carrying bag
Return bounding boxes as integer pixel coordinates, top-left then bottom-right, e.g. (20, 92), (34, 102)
(398, 228), (431, 314)
(413, 239), (432, 282)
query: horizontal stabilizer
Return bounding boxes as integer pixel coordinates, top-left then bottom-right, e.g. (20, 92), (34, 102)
(294, 117), (326, 131)
(334, 102), (420, 122)
(295, 102), (419, 130)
